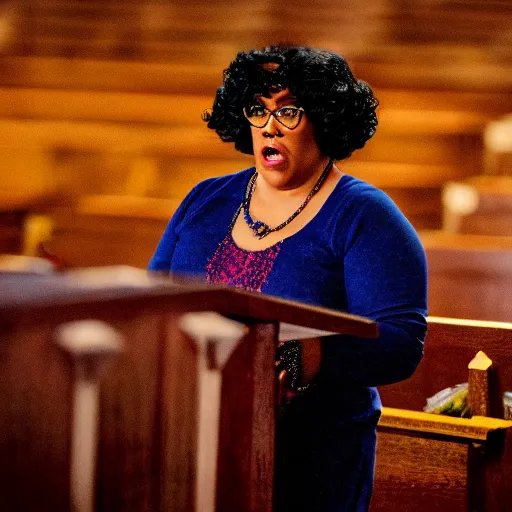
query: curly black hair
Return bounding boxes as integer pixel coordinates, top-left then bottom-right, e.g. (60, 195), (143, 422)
(203, 45), (378, 161)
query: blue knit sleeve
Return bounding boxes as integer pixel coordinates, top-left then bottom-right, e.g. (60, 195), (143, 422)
(320, 188), (428, 386)
(147, 182), (207, 272)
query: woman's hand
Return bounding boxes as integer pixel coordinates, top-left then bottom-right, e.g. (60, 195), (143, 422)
(276, 338), (321, 406)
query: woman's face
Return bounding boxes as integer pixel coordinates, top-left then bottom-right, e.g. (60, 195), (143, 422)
(248, 88), (328, 191)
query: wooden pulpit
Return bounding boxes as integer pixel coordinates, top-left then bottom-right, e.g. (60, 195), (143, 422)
(0, 267), (377, 511)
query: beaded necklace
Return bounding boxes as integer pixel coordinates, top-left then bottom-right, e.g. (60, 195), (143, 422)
(242, 159), (334, 239)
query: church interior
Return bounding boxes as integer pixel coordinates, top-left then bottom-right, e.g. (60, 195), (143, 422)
(1, 1), (512, 510)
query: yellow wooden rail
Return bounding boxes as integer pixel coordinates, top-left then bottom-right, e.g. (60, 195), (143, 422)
(379, 406), (512, 442)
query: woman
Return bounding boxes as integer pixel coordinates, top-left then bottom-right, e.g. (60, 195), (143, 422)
(149, 45), (427, 512)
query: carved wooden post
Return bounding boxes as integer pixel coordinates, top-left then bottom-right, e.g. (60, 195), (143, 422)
(179, 311), (247, 512)
(468, 350), (493, 417)
(56, 320), (123, 512)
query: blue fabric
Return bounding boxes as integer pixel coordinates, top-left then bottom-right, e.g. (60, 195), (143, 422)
(149, 167), (428, 510)
(274, 392), (378, 512)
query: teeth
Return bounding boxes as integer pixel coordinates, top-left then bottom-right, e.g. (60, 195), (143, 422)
(263, 147), (281, 159)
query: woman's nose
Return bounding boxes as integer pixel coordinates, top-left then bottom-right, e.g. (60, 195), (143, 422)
(262, 115), (283, 138)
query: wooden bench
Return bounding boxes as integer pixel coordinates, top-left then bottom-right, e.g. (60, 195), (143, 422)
(373, 344), (512, 512)
(0, 191), (53, 255)
(484, 115), (512, 176)
(374, 405), (512, 511)
(43, 201), (176, 269)
(375, 318), (512, 510)
(5, 1), (512, 92)
(25, 197), (512, 273)
(2, 1), (512, 234)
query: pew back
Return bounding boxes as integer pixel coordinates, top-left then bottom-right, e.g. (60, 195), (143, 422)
(421, 231), (512, 322)
(379, 317), (512, 416)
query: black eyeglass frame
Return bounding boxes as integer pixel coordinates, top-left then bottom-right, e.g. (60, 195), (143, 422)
(243, 105), (305, 130)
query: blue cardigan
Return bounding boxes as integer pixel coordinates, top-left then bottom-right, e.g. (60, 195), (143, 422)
(149, 167), (428, 422)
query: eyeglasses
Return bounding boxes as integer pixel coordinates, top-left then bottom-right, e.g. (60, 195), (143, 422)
(243, 105), (305, 130)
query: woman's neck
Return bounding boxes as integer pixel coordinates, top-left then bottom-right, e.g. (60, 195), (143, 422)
(254, 157), (333, 200)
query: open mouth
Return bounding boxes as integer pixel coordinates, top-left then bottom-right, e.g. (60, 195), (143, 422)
(262, 147), (283, 161)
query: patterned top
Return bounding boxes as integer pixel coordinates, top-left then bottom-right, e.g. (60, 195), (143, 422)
(206, 233), (281, 292)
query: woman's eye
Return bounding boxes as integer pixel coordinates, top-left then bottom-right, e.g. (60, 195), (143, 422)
(278, 107), (299, 117)
(247, 106), (266, 117)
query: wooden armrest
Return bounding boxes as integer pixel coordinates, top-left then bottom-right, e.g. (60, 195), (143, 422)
(379, 407), (512, 443)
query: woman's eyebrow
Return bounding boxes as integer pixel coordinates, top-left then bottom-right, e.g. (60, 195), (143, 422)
(252, 94), (264, 104)
(251, 93), (298, 107)
(279, 97), (297, 105)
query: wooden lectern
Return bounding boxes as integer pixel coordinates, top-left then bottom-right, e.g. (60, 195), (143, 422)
(0, 268), (377, 512)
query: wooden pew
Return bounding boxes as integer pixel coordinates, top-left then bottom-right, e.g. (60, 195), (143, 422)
(4, 1), (512, 92)
(44, 201), (178, 269)
(2, 0), (512, 234)
(420, 231), (512, 322)
(376, 317), (512, 510)
(374, 406), (512, 511)
(44, 179), (512, 272)
(40, 217), (512, 302)
(0, 83), (499, 227)
(374, 346), (512, 512)
(366, 307), (512, 510)
(379, 317), (512, 415)
(443, 176), (512, 235)
(1, 58), (511, 231)
(484, 114), (512, 176)
(0, 111), (484, 191)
